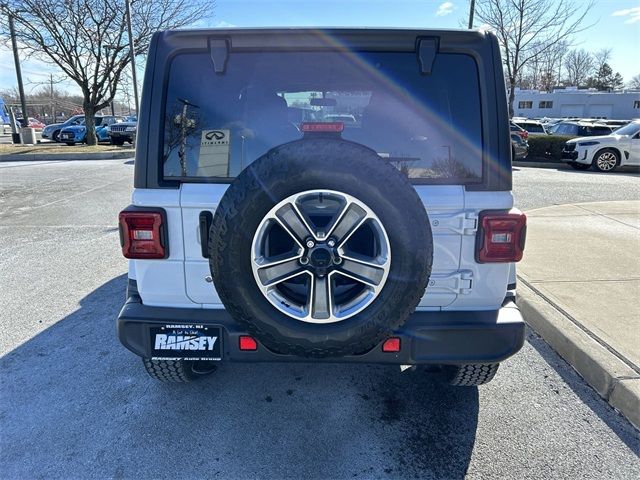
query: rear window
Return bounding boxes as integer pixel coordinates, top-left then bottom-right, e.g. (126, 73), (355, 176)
(162, 51), (483, 183)
(577, 125), (612, 136)
(516, 122), (545, 133)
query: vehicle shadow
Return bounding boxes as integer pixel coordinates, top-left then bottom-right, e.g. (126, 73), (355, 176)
(0, 275), (479, 479)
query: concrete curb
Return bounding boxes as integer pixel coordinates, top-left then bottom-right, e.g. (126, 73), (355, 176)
(517, 280), (640, 430)
(0, 151), (134, 162)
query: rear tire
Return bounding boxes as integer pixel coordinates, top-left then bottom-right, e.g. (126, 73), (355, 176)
(65, 142), (75, 146)
(568, 162), (591, 170)
(142, 358), (216, 383)
(110, 138), (125, 146)
(446, 363), (499, 386)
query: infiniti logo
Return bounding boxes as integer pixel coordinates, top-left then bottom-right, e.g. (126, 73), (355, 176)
(205, 130), (226, 141)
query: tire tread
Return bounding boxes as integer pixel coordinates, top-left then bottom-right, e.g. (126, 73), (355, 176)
(448, 363), (499, 386)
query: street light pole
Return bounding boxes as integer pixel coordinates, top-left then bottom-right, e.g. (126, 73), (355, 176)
(125, 0), (140, 115)
(8, 13), (28, 133)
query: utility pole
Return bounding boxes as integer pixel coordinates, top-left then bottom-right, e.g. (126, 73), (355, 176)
(8, 14), (28, 130)
(468, 0), (476, 29)
(50, 73), (54, 121)
(125, 0), (140, 115)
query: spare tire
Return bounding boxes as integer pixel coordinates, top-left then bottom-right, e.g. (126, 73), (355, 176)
(209, 138), (433, 358)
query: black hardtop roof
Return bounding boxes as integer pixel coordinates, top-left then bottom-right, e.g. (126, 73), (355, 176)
(156, 27), (492, 51)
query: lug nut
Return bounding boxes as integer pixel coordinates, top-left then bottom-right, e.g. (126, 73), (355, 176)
(306, 239), (315, 248)
(334, 256), (342, 264)
(299, 257), (309, 265)
(327, 239), (336, 248)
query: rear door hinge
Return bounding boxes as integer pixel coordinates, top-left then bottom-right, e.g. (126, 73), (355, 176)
(427, 271), (473, 295)
(430, 212), (478, 235)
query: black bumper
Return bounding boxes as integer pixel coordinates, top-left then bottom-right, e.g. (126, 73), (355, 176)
(117, 293), (525, 365)
(562, 150), (578, 160)
(109, 131), (135, 140)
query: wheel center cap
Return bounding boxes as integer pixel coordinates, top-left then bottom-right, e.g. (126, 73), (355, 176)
(309, 246), (333, 269)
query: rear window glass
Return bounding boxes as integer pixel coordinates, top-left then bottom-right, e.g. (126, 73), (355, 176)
(517, 122), (545, 133)
(162, 51), (483, 183)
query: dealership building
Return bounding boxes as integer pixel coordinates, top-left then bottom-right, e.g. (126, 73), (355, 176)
(512, 88), (640, 120)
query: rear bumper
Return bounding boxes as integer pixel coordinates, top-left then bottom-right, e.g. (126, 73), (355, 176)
(117, 290), (525, 365)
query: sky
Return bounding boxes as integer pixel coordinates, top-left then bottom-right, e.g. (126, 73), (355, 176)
(1, 0), (638, 96)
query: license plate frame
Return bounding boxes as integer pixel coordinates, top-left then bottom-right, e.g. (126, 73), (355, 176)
(150, 324), (222, 361)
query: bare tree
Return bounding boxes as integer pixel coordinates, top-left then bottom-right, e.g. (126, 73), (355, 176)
(592, 48), (612, 74)
(628, 74), (640, 90)
(474, 0), (594, 116)
(564, 49), (594, 86)
(1, 0), (213, 144)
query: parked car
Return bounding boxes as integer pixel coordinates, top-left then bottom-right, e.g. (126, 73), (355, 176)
(117, 28), (527, 385)
(562, 120), (640, 172)
(42, 115), (84, 142)
(59, 116), (121, 145)
(598, 119), (631, 128)
(549, 121), (613, 137)
(17, 117), (46, 130)
(107, 116), (137, 145)
(511, 133), (529, 160)
(513, 119), (548, 136)
(510, 121), (528, 141)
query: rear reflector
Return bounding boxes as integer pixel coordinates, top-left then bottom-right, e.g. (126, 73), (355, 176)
(239, 336), (258, 351)
(382, 337), (401, 352)
(476, 209), (527, 263)
(119, 210), (167, 259)
(301, 122), (344, 133)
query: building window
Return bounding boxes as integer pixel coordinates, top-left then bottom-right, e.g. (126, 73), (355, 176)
(539, 101), (553, 109)
(518, 101), (533, 109)
(634, 100), (640, 109)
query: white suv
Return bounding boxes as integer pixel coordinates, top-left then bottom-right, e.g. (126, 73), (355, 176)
(562, 120), (640, 172)
(117, 28), (527, 385)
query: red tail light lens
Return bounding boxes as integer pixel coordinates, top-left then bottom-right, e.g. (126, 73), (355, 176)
(476, 210), (527, 263)
(119, 210), (167, 259)
(517, 130), (528, 140)
(301, 122), (344, 133)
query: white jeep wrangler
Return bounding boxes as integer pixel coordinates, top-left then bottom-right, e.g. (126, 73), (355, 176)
(117, 28), (527, 384)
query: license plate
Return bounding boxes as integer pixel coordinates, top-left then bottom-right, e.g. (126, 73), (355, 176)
(150, 325), (222, 361)
(62, 134), (72, 139)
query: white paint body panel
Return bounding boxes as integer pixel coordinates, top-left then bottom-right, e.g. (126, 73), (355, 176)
(129, 183), (514, 311)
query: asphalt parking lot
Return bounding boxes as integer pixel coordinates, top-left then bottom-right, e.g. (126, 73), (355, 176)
(1, 159), (639, 479)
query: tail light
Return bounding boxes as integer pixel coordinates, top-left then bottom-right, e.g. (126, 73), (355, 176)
(119, 208), (168, 259)
(476, 210), (527, 263)
(517, 130), (528, 141)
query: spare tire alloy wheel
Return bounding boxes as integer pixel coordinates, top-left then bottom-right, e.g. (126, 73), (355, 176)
(210, 139), (433, 358)
(251, 190), (391, 323)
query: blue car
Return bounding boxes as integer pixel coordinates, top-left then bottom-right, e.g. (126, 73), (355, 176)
(42, 115), (84, 142)
(59, 116), (122, 145)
